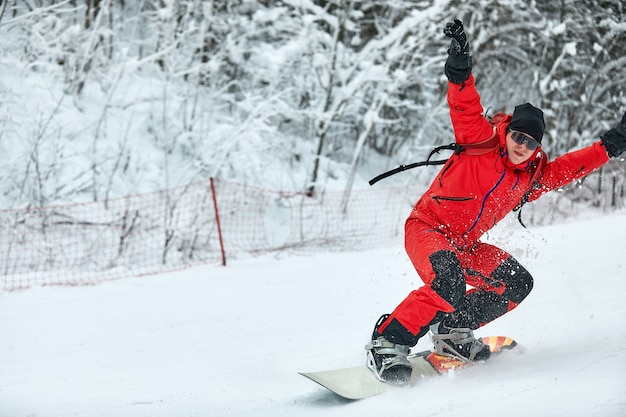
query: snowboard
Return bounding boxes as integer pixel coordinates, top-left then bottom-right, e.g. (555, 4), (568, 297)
(299, 336), (517, 400)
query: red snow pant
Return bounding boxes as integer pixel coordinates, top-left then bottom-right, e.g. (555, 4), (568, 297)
(376, 218), (534, 347)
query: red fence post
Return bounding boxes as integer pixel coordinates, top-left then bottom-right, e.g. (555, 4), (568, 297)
(210, 178), (227, 266)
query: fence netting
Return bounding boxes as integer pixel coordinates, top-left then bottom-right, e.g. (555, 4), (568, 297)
(1, 162), (623, 291)
(0, 178), (422, 290)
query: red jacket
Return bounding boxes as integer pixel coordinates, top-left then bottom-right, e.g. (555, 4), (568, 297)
(408, 75), (609, 246)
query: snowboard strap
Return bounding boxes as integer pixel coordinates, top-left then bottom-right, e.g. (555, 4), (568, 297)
(431, 328), (484, 363)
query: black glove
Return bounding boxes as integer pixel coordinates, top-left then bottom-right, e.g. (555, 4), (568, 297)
(601, 112), (626, 158)
(443, 19), (472, 84)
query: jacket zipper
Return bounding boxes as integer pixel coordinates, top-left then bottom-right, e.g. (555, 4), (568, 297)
(467, 169), (507, 233)
(432, 196), (473, 204)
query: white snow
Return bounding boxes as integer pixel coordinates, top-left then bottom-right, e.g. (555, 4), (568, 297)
(1, 211), (625, 416)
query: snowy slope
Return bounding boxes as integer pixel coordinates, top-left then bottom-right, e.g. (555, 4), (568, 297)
(1, 212), (625, 417)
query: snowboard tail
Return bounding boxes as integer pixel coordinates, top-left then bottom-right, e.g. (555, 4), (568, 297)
(299, 336), (516, 400)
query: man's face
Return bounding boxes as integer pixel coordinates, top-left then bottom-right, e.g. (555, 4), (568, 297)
(505, 130), (538, 164)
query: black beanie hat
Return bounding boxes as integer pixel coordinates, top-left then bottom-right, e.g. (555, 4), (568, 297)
(508, 103), (545, 143)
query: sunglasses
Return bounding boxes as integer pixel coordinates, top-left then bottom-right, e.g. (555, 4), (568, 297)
(509, 130), (541, 151)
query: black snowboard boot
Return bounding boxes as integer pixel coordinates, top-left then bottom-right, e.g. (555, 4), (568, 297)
(431, 322), (491, 362)
(365, 314), (412, 384)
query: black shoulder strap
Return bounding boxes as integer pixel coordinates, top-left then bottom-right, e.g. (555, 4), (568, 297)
(368, 144), (462, 186)
(513, 151), (548, 227)
(368, 132), (500, 186)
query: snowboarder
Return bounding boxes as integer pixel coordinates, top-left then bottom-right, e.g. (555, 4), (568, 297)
(366, 19), (626, 384)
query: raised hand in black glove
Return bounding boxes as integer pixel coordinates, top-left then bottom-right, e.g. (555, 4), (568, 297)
(601, 112), (626, 158)
(443, 19), (472, 84)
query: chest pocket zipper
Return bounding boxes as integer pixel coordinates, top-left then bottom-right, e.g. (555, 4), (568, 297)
(432, 196), (473, 204)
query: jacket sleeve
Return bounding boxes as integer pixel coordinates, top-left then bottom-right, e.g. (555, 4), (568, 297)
(527, 141), (610, 202)
(447, 74), (493, 145)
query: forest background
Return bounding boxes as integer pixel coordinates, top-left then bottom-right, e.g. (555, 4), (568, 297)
(0, 0), (624, 211)
(0, 0), (626, 219)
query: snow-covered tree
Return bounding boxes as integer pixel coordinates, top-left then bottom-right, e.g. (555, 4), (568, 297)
(0, 0), (623, 210)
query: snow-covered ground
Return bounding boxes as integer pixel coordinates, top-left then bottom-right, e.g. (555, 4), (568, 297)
(1, 212), (625, 417)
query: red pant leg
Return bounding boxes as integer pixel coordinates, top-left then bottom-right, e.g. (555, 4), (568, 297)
(376, 219), (464, 343)
(460, 242), (510, 294)
(452, 242), (533, 328)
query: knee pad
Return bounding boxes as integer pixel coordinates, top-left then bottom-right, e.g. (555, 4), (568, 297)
(429, 250), (465, 309)
(492, 257), (534, 304)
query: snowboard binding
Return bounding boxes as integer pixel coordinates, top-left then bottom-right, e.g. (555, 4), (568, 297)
(431, 325), (491, 362)
(365, 337), (413, 384)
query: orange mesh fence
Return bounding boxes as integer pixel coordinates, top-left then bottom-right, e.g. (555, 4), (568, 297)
(0, 178), (421, 291)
